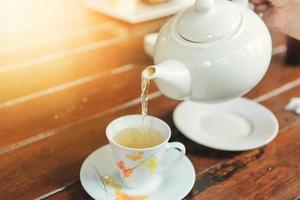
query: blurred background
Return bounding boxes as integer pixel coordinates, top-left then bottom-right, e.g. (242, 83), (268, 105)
(1, 1), (300, 199)
(0, 0), (293, 155)
(0, 0), (176, 150)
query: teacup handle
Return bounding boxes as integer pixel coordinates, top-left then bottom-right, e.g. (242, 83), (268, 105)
(158, 142), (186, 172)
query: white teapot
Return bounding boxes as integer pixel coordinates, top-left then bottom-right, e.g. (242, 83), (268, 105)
(143, 0), (272, 103)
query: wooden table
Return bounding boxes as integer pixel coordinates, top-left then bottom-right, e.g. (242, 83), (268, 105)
(1, 1), (300, 199)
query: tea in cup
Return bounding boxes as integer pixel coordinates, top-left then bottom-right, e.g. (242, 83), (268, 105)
(106, 114), (186, 188)
(114, 127), (164, 149)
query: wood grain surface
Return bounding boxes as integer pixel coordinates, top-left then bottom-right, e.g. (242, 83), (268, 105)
(0, 1), (299, 200)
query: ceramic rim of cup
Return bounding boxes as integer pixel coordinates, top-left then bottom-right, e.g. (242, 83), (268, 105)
(105, 114), (171, 151)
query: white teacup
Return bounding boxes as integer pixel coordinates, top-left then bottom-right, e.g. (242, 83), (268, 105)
(106, 114), (186, 188)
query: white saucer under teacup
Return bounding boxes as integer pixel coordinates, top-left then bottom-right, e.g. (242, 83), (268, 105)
(80, 145), (195, 200)
(173, 98), (279, 151)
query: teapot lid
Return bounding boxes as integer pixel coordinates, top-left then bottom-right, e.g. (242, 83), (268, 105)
(177, 0), (242, 43)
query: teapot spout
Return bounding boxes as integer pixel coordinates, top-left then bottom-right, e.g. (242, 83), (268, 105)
(142, 59), (192, 100)
(142, 65), (157, 80)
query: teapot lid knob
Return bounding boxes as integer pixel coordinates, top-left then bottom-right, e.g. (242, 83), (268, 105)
(195, 0), (215, 12)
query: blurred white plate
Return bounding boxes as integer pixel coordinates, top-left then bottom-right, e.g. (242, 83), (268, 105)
(173, 98), (279, 151)
(84, 0), (194, 23)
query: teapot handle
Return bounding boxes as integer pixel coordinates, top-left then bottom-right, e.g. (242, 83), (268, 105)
(231, 0), (249, 7)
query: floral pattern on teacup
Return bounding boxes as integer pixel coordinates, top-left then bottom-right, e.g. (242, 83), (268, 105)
(141, 156), (158, 173)
(101, 175), (149, 200)
(117, 161), (133, 177)
(117, 152), (159, 178)
(115, 191), (148, 200)
(103, 176), (122, 190)
(126, 152), (144, 161)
